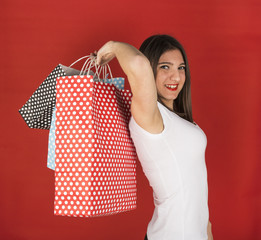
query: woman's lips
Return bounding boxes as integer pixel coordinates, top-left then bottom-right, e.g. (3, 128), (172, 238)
(165, 84), (178, 91)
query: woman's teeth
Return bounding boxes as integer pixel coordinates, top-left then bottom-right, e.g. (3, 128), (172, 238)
(165, 84), (178, 89)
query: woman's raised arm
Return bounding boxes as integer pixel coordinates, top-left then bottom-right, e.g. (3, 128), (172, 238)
(97, 41), (163, 134)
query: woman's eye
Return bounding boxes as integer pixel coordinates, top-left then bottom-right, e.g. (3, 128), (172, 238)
(178, 66), (186, 70)
(160, 65), (169, 70)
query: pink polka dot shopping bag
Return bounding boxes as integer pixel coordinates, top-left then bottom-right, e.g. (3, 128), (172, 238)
(53, 57), (137, 217)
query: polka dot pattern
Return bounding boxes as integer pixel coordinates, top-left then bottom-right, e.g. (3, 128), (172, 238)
(97, 77), (125, 90)
(19, 64), (66, 129)
(54, 75), (137, 217)
(47, 78), (125, 171)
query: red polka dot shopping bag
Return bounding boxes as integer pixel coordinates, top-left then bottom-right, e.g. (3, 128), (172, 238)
(47, 77), (125, 170)
(54, 57), (137, 217)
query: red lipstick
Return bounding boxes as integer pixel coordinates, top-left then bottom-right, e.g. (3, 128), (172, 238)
(165, 84), (178, 91)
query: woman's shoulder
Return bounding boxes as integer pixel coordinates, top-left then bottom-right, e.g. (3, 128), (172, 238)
(157, 102), (179, 121)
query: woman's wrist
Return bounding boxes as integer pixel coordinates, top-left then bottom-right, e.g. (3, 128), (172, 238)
(107, 40), (116, 53)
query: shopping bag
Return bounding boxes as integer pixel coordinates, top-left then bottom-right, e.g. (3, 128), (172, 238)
(47, 108), (56, 170)
(54, 74), (137, 217)
(19, 64), (80, 129)
(47, 77), (125, 170)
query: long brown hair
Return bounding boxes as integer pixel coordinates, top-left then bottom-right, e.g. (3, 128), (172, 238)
(139, 34), (193, 123)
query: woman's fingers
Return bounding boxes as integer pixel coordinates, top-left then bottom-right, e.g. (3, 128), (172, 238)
(90, 51), (97, 57)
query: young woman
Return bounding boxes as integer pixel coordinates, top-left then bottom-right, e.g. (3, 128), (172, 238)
(96, 35), (213, 240)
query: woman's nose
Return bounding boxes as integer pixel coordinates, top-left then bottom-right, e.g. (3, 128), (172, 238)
(170, 70), (180, 82)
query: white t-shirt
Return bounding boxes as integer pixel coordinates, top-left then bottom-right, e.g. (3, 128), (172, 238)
(129, 102), (209, 240)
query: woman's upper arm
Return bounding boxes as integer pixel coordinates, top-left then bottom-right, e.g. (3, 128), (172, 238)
(127, 55), (164, 134)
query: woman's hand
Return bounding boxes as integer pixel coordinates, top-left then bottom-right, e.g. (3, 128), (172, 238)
(207, 221), (213, 240)
(96, 41), (116, 66)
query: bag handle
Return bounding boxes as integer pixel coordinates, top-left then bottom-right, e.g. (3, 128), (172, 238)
(69, 55), (90, 69)
(69, 55), (95, 75)
(96, 60), (115, 84)
(69, 55), (115, 83)
(81, 56), (114, 83)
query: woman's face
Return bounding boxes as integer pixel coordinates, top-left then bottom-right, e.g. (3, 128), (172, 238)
(155, 49), (186, 110)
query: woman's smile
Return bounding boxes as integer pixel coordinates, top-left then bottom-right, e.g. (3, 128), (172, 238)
(165, 84), (178, 91)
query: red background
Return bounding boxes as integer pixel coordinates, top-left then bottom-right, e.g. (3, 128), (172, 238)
(1, 0), (260, 239)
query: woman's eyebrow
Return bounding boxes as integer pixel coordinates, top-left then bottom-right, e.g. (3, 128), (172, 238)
(158, 62), (186, 65)
(158, 62), (173, 65)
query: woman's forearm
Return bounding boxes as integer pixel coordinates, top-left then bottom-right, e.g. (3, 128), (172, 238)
(97, 41), (153, 84)
(111, 41), (148, 75)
